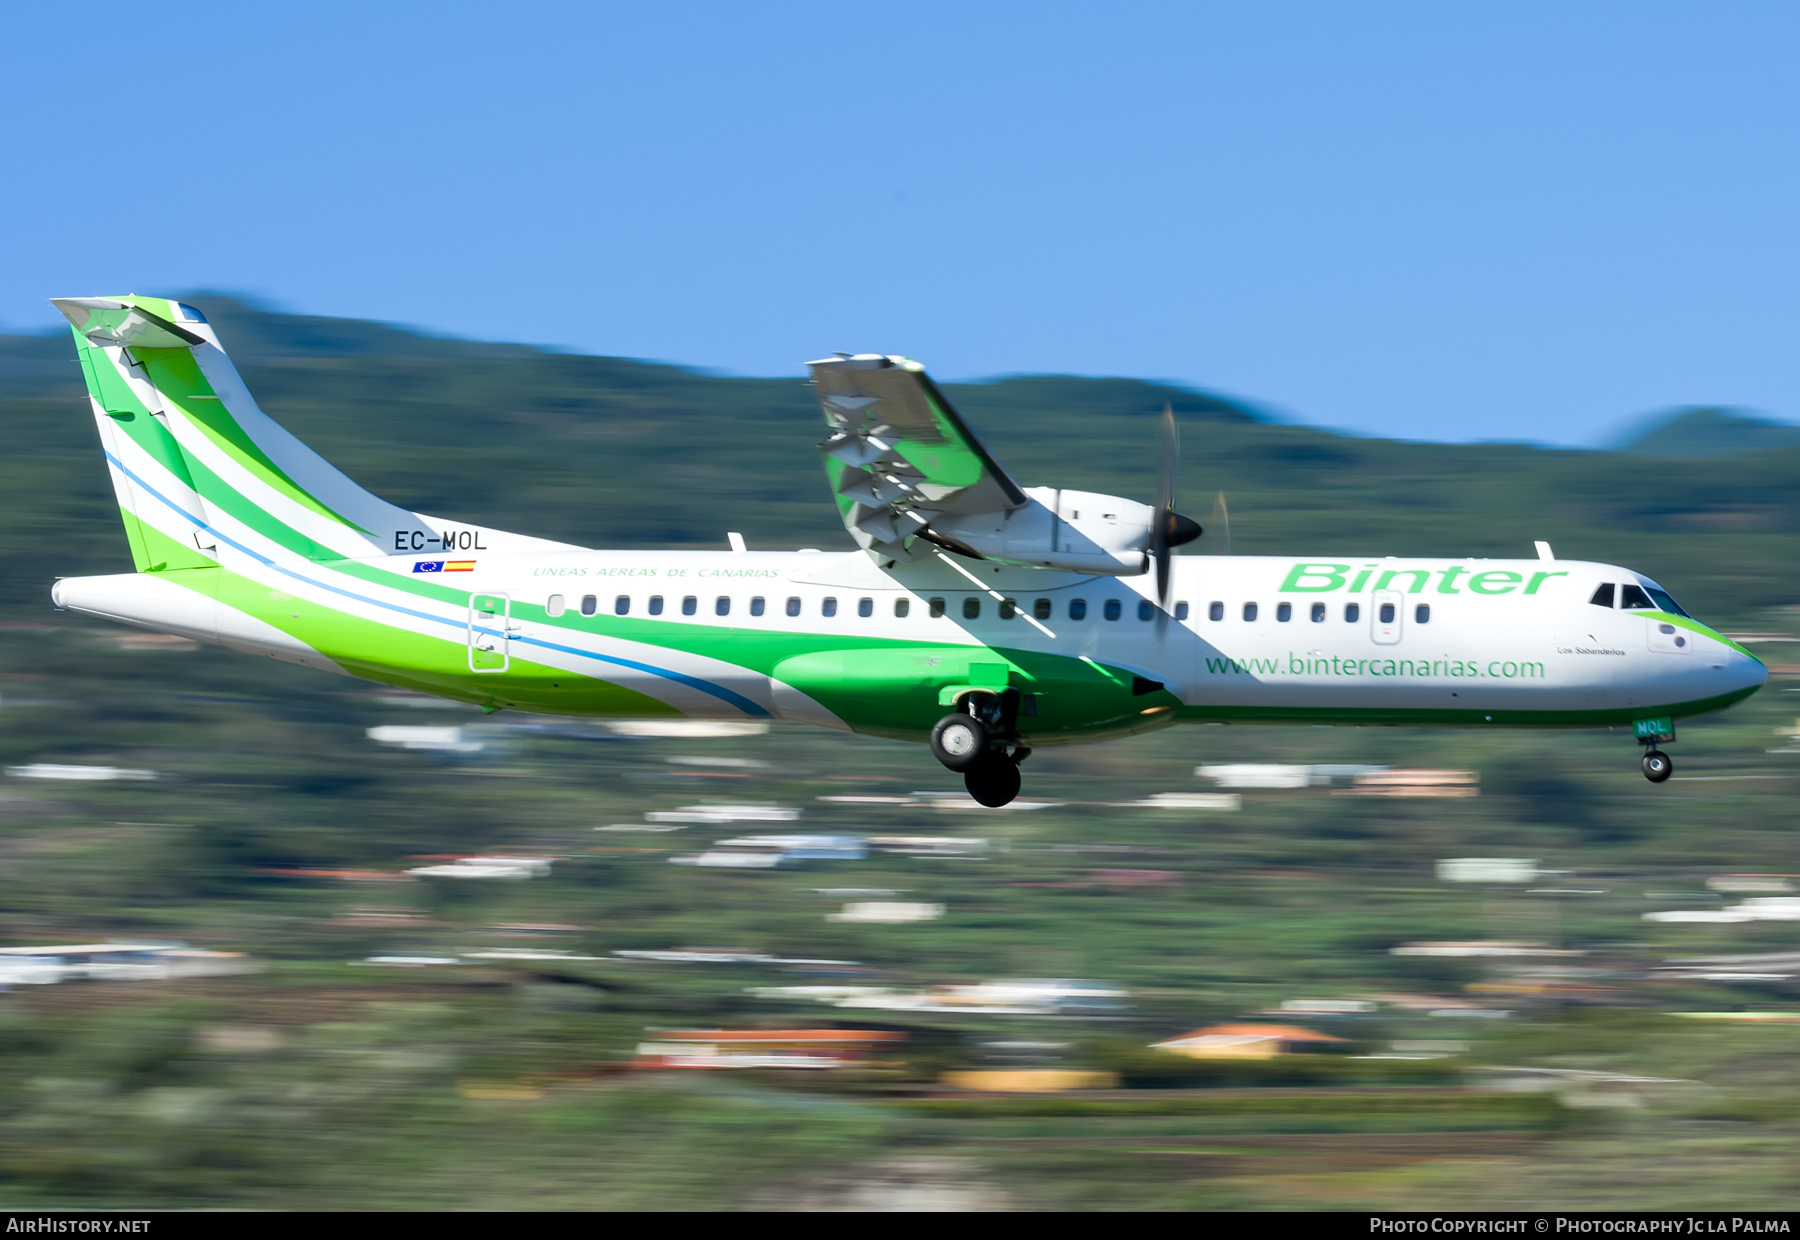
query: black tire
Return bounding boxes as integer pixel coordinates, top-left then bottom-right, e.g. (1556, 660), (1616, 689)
(965, 755), (1022, 807)
(1642, 750), (1673, 783)
(930, 713), (990, 772)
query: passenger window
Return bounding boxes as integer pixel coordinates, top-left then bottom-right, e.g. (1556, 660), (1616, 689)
(750, 596), (765, 616)
(1137, 600), (1154, 621)
(999, 599), (1016, 620)
(1345, 602), (1360, 623)
(929, 597), (946, 618)
(580, 595), (597, 616)
(1175, 601), (1189, 621)
(785, 596), (801, 617)
(1379, 602), (1395, 624)
(1034, 598), (1052, 621)
(963, 597), (980, 620)
(1589, 583), (1615, 608)
(545, 594), (566, 618)
(1103, 599), (1122, 621)
(716, 597), (731, 616)
(1620, 584), (1654, 610)
(615, 595), (630, 615)
(822, 597), (838, 617)
(1243, 602), (1258, 622)
(858, 597), (873, 618)
(1069, 598), (1087, 620)
(1415, 604), (1430, 624)
(894, 598), (910, 618)
(648, 595), (664, 615)
(1208, 601), (1223, 622)
(1276, 602), (1292, 622)
(681, 596), (697, 615)
(1310, 602), (1325, 623)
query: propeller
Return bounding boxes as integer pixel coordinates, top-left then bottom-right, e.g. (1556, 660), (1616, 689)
(1150, 403), (1204, 617)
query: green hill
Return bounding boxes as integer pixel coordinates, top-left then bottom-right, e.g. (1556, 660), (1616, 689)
(1620, 406), (1800, 459)
(6, 296), (1798, 622)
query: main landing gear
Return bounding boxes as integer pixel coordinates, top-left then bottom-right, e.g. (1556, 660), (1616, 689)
(1641, 748), (1673, 783)
(930, 692), (1028, 808)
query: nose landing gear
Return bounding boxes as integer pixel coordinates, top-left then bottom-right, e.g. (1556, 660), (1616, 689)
(1634, 719), (1676, 784)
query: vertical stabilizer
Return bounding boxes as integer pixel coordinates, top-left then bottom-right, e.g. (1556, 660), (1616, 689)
(52, 295), (583, 576)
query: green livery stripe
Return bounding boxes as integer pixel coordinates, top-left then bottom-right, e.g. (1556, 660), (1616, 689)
(111, 410), (344, 564)
(138, 519), (219, 574)
(128, 345), (368, 534)
(210, 566), (681, 716)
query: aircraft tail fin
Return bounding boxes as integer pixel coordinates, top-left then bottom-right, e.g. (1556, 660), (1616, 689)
(52, 295), (578, 574)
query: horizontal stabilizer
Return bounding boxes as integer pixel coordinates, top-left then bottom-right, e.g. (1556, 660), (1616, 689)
(51, 298), (204, 349)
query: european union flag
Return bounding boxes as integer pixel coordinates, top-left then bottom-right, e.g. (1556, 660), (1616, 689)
(413, 561), (445, 573)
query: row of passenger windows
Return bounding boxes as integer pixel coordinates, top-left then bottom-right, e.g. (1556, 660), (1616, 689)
(1204, 600), (1430, 624)
(544, 593), (1189, 621)
(542, 593), (1432, 625)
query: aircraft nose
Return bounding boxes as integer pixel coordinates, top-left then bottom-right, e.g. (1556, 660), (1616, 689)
(1730, 645), (1770, 694)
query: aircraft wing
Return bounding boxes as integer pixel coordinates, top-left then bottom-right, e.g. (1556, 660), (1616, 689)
(808, 354), (1026, 561)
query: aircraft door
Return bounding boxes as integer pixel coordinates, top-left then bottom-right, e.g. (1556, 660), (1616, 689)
(468, 592), (514, 673)
(1371, 589), (1403, 645)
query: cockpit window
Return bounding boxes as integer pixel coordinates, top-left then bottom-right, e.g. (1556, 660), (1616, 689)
(175, 303), (207, 323)
(1644, 587), (1689, 617)
(1619, 584), (1655, 610)
(1589, 583), (1615, 608)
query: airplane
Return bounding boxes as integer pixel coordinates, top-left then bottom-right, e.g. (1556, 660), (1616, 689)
(45, 295), (1767, 806)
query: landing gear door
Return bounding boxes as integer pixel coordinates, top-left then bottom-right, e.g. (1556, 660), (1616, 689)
(1371, 589), (1403, 646)
(469, 592), (512, 673)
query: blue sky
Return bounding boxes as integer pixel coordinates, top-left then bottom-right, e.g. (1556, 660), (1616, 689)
(5, 2), (1798, 445)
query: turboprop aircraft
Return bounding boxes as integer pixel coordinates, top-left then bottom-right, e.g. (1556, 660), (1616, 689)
(46, 295), (1767, 806)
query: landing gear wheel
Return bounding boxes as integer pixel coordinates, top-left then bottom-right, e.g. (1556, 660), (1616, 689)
(1642, 750), (1673, 783)
(964, 755), (1022, 807)
(930, 713), (990, 772)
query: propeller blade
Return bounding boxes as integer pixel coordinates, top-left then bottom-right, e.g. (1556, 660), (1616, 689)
(1157, 403), (1178, 521)
(1151, 404), (1176, 613)
(1206, 490), (1231, 555)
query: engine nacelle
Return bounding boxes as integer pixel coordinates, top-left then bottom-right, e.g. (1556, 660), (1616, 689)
(930, 487), (1153, 576)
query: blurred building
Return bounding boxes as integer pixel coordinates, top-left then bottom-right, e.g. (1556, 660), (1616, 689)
(366, 725), (485, 753)
(828, 901), (944, 924)
(0, 942), (250, 986)
(1341, 769), (1479, 798)
(407, 856), (553, 879)
(939, 1069), (1119, 1092)
(1152, 1023), (1348, 1059)
(1195, 764), (1388, 789)
(5, 764), (155, 782)
(633, 1028), (905, 1070)
(714, 834), (866, 861)
(1438, 858), (1538, 883)
(867, 836), (988, 857)
(647, 804), (800, 824)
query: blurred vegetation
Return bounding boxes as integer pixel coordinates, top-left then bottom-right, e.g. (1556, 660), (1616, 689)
(0, 298), (1797, 1208)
